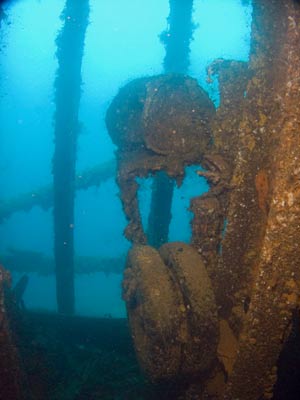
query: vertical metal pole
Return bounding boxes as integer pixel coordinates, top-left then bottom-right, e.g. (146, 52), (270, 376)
(147, 0), (194, 248)
(53, 0), (89, 314)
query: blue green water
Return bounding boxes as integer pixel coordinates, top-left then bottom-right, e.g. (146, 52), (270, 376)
(0, 0), (252, 317)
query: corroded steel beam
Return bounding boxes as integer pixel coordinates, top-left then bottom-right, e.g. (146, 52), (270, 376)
(223, 1), (300, 398)
(0, 160), (116, 223)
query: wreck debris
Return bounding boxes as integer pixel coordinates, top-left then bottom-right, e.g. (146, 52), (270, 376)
(159, 243), (219, 374)
(106, 73), (215, 244)
(123, 243), (218, 382)
(146, 0), (195, 248)
(190, 153), (232, 307)
(119, 0), (300, 398)
(53, 0), (90, 314)
(1, 0), (299, 397)
(0, 248), (124, 276)
(107, 74), (215, 160)
(160, 0), (194, 74)
(208, 59), (250, 164)
(190, 195), (223, 278)
(196, 154), (231, 193)
(123, 245), (183, 380)
(223, 1), (300, 398)
(143, 75), (214, 157)
(189, 0), (300, 398)
(0, 265), (28, 399)
(106, 77), (152, 150)
(0, 159), (116, 224)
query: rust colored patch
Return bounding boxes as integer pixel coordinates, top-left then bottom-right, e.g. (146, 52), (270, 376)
(217, 319), (239, 376)
(255, 170), (269, 214)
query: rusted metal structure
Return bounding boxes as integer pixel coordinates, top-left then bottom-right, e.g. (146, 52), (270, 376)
(1, 0), (300, 398)
(106, 73), (215, 244)
(111, 0), (300, 398)
(0, 159), (116, 223)
(147, 0), (195, 249)
(0, 266), (28, 400)
(53, 0), (90, 314)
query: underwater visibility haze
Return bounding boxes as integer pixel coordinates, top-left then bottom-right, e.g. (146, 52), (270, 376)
(0, 0), (251, 317)
(4, 1), (300, 399)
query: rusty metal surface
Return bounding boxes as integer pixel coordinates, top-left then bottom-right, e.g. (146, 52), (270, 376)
(143, 75), (215, 156)
(106, 74), (215, 244)
(111, 1), (300, 398)
(223, 1), (300, 399)
(0, 265), (27, 400)
(123, 243), (218, 382)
